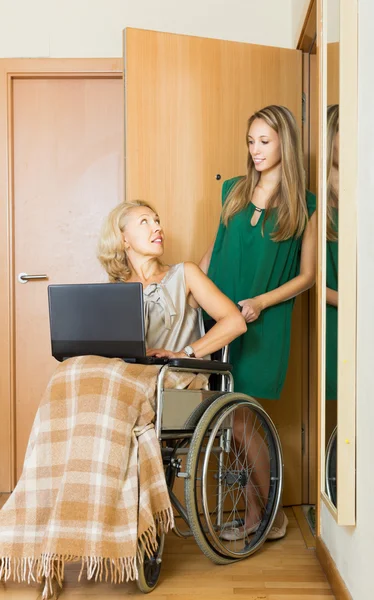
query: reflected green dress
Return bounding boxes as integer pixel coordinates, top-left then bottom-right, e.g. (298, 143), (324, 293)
(326, 208), (338, 401)
(207, 176), (316, 399)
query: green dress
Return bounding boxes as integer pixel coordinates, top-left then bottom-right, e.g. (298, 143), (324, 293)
(207, 176), (316, 399)
(326, 208), (338, 401)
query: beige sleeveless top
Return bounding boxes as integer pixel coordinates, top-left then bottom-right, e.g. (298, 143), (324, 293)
(144, 263), (204, 352)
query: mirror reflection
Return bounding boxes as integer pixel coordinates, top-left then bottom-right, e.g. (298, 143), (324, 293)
(325, 0), (340, 507)
(325, 104), (339, 506)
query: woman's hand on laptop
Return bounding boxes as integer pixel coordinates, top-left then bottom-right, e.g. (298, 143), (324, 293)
(146, 348), (187, 359)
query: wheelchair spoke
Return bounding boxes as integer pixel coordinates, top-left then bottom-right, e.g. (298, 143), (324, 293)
(183, 395), (283, 562)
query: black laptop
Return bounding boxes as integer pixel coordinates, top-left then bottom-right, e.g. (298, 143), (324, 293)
(48, 282), (163, 363)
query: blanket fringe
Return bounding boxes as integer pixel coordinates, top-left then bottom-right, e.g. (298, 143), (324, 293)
(137, 506), (175, 563)
(1, 554), (137, 598)
(0, 506), (174, 595)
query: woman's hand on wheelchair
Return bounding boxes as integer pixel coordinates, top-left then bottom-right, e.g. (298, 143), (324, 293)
(146, 348), (186, 359)
(238, 297), (263, 323)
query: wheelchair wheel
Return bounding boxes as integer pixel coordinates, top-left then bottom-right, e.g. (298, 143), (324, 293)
(183, 391), (226, 429)
(325, 426), (337, 507)
(185, 393), (283, 564)
(136, 533), (165, 593)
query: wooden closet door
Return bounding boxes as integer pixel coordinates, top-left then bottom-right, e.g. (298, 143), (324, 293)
(124, 29), (305, 505)
(11, 73), (123, 481)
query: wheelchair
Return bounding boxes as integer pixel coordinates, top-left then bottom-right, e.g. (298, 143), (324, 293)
(136, 340), (284, 593)
(325, 426), (337, 507)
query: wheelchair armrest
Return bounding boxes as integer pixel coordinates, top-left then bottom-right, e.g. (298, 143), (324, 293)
(168, 357), (233, 372)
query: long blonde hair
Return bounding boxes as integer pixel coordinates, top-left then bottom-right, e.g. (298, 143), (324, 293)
(97, 200), (158, 282)
(326, 104), (339, 242)
(221, 105), (307, 241)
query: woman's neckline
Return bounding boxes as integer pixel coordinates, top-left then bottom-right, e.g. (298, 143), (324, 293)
(127, 264), (175, 290)
(249, 202), (277, 212)
(143, 264), (177, 291)
(251, 203), (265, 212)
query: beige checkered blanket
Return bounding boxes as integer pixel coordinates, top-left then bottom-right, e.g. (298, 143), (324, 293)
(0, 355), (207, 596)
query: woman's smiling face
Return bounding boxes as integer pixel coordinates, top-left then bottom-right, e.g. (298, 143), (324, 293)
(248, 118), (281, 173)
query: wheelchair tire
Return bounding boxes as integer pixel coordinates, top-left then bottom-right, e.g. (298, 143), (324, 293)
(136, 533), (165, 593)
(185, 393), (283, 564)
(183, 391), (226, 429)
(325, 426), (337, 507)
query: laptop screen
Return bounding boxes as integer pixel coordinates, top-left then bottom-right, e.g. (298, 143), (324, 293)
(48, 282), (146, 361)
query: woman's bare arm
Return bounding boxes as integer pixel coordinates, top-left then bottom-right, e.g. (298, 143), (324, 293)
(147, 262), (246, 359)
(199, 242), (214, 274)
(326, 288), (338, 307)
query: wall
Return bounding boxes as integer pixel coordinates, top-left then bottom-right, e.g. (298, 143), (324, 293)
(327, 0), (340, 43)
(290, 0), (340, 46)
(320, 1), (374, 597)
(0, 0), (298, 58)
(291, 0), (310, 46)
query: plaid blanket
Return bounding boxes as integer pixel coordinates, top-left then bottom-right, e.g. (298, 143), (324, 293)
(0, 355), (207, 597)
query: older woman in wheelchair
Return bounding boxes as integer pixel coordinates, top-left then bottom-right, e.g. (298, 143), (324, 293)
(0, 200), (283, 597)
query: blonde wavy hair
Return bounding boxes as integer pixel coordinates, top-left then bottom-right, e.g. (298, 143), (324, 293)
(221, 105), (308, 241)
(326, 104), (339, 242)
(97, 200), (159, 282)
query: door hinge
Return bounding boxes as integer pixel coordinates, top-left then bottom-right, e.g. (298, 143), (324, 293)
(302, 93), (306, 124)
(302, 426), (305, 455)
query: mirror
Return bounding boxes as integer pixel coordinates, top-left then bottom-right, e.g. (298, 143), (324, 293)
(318, 0), (357, 524)
(324, 0), (340, 507)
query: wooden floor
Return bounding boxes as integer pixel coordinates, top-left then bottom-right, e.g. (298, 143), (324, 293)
(0, 504), (333, 600)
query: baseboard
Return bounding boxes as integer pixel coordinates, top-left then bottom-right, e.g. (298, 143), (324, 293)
(316, 536), (353, 600)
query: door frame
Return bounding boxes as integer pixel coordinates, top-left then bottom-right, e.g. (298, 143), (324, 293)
(297, 0), (318, 506)
(0, 59), (124, 491)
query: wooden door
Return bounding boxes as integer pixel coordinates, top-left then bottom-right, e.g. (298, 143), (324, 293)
(0, 64), (124, 485)
(124, 29), (306, 505)
(327, 42), (340, 104)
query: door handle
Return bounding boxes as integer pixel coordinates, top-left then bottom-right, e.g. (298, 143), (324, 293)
(18, 272), (48, 284)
